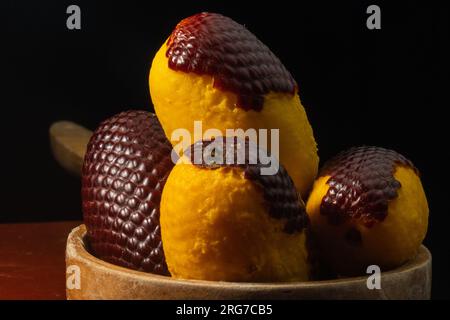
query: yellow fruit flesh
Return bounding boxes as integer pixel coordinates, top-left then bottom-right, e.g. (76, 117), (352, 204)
(160, 164), (309, 282)
(150, 43), (319, 198)
(306, 166), (429, 275)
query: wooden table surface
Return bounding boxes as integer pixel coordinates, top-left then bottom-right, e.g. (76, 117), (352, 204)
(0, 221), (81, 300)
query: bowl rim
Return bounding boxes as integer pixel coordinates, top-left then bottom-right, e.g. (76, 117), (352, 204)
(68, 224), (431, 289)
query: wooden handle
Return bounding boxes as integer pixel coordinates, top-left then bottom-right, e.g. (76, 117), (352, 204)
(50, 121), (92, 176)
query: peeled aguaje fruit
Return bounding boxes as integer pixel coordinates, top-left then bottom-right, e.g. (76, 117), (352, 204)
(306, 146), (429, 276)
(82, 110), (174, 275)
(149, 12), (318, 199)
(77, 12), (429, 286)
(160, 137), (310, 282)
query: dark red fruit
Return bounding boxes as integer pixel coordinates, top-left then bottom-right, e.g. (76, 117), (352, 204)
(319, 146), (417, 228)
(82, 110), (174, 275)
(166, 12), (296, 111)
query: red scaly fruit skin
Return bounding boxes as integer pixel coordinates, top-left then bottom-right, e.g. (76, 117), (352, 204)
(81, 110), (175, 275)
(166, 12), (297, 111)
(319, 146), (417, 229)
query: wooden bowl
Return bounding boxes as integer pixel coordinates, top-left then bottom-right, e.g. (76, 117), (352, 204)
(66, 225), (431, 300)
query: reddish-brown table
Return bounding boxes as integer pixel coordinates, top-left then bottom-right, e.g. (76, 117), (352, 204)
(0, 221), (81, 300)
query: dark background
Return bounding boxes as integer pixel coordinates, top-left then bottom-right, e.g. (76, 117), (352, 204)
(2, 1), (448, 298)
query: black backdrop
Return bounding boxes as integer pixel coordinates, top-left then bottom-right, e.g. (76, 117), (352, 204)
(2, 1), (448, 298)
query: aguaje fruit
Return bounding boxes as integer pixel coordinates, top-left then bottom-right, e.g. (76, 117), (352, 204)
(306, 146), (429, 276)
(160, 137), (310, 282)
(149, 12), (318, 199)
(82, 110), (174, 275)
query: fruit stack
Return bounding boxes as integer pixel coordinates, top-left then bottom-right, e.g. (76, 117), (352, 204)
(81, 13), (429, 282)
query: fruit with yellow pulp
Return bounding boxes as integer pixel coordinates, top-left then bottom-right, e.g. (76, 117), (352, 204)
(160, 138), (310, 282)
(306, 146), (429, 276)
(149, 12), (318, 199)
